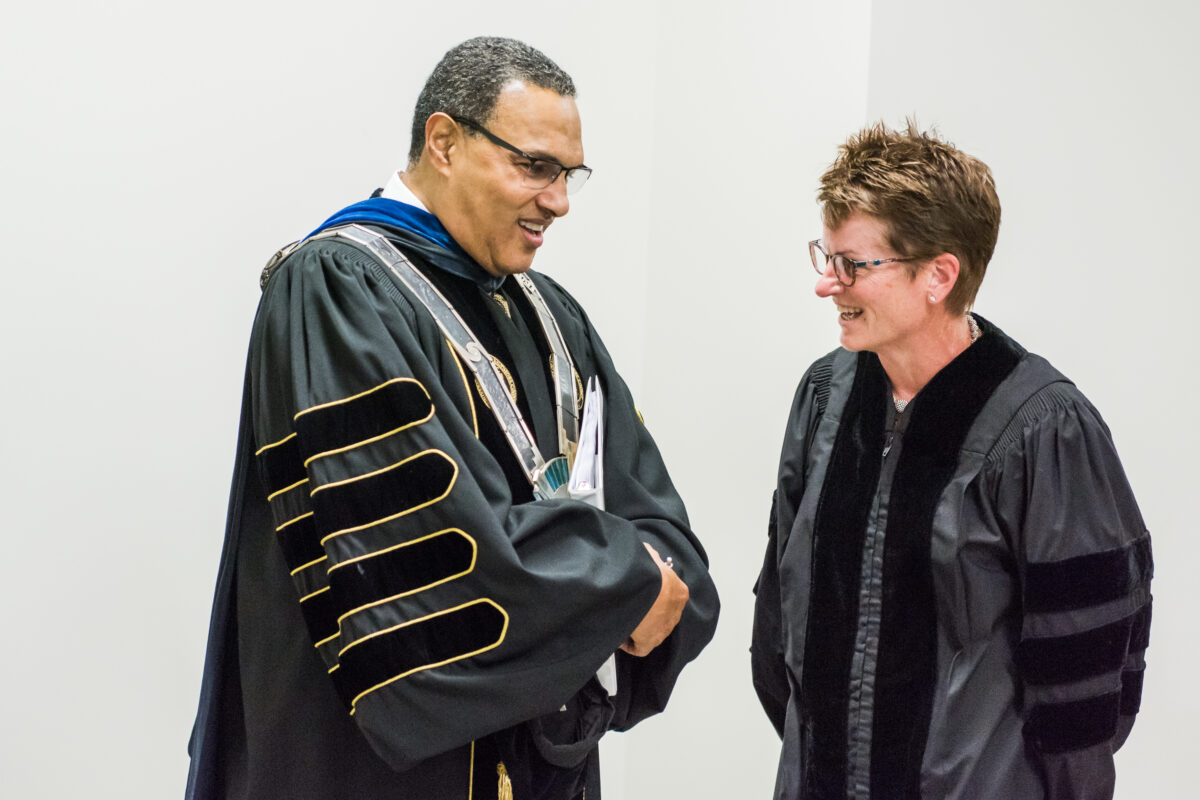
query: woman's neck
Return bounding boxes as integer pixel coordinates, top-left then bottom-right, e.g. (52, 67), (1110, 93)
(881, 313), (977, 404)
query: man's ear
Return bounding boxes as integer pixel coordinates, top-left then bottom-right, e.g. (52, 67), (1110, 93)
(925, 252), (960, 304)
(423, 112), (459, 176)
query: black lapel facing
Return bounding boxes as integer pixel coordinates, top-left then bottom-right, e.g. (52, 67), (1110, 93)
(871, 321), (1022, 796)
(801, 350), (888, 798)
(801, 319), (1023, 798)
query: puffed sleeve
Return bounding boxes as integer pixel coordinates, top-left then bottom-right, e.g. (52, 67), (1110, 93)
(986, 388), (1152, 800)
(248, 240), (698, 770)
(751, 352), (835, 736)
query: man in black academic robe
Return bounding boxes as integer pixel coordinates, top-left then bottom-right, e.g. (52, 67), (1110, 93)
(186, 36), (718, 800)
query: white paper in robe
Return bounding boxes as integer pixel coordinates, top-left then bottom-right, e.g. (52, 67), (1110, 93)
(567, 378), (618, 696)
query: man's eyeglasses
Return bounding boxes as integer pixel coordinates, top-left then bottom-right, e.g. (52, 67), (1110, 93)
(809, 239), (915, 287)
(456, 117), (592, 195)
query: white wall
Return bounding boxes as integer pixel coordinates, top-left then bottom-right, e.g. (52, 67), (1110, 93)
(621, 3), (872, 797)
(1, 1), (1194, 797)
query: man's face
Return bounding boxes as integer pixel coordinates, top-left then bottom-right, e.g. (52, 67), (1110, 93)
(441, 82), (584, 277)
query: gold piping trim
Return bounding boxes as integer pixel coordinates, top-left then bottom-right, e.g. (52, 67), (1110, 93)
(332, 531), (477, 625)
(315, 630), (339, 648)
(316, 451), (459, 547)
(329, 527), (474, 574)
(345, 599), (510, 711)
(290, 554), (328, 576)
(276, 510), (313, 533)
(303, 406), (435, 468)
(255, 431), (297, 456)
(267, 477), (309, 503)
(295, 376), (432, 420)
(469, 740), (475, 800)
(328, 663), (339, 674)
(299, 585), (329, 603)
(310, 448), (451, 495)
(338, 596), (499, 656)
(447, 337), (479, 439)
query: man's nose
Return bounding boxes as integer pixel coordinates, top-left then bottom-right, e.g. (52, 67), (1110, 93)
(537, 175), (570, 218)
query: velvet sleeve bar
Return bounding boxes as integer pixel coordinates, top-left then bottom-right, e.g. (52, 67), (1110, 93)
(247, 239), (716, 771)
(985, 388), (1152, 800)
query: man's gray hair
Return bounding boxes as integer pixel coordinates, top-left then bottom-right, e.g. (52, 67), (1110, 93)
(408, 36), (576, 166)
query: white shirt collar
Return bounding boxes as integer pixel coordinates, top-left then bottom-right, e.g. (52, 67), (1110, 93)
(380, 171), (428, 211)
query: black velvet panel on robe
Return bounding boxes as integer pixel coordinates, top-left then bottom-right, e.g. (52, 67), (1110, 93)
(799, 351), (887, 798)
(801, 328), (1022, 798)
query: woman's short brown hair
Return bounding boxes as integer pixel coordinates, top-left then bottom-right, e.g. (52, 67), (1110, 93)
(818, 120), (1001, 315)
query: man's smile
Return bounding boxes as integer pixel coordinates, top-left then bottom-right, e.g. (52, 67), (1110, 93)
(519, 218), (549, 245)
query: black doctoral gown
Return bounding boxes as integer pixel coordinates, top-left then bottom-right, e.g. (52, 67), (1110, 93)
(187, 222), (719, 800)
(752, 318), (1151, 800)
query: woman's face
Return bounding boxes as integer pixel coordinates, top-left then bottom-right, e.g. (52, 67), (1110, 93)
(814, 212), (932, 357)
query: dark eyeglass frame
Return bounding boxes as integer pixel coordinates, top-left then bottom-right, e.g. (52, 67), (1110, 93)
(456, 117), (592, 194)
(809, 239), (915, 287)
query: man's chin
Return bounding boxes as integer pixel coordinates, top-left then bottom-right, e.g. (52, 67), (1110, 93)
(492, 259), (536, 277)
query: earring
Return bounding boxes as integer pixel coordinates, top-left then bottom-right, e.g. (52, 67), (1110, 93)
(929, 294), (936, 302)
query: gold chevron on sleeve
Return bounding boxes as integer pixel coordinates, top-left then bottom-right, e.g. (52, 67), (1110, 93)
(331, 529), (478, 624)
(267, 476), (309, 503)
(255, 431), (297, 456)
(295, 377), (430, 419)
(315, 450), (459, 547)
(343, 599), (510, 712)
(293, 377), (436, 467)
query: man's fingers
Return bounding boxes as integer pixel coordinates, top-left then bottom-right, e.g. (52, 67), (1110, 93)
(622, 561), (690, 657)
(619, 639), (648, 657)
(642, 541), (664, 565)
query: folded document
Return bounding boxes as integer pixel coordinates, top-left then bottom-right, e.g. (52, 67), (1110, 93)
(567, 378), (617, 695)
(568, 376), (604, 510)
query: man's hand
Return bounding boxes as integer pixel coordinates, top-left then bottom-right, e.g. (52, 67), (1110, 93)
(620, 542), (689, 657)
